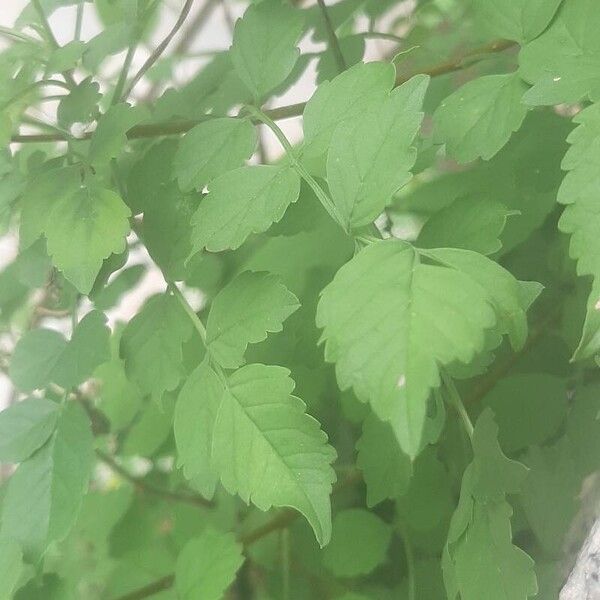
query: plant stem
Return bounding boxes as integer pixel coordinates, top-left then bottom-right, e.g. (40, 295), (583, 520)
(169, 282), (207, 344)
(442, 371), (474, 440)
(74, 0), (84, 41)
(0, 25), (39, 44)
(400, 524), (416, 600)
(112, 43), (137, 105)
(0, 79), (71, 111)
(245, 105), (348, 232)
(123, 0), (195, 100)
(10, 38), (516, 144)
(317, 0), (347, 73)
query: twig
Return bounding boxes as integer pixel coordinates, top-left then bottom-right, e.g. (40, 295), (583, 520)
(10, 38), (516, 144)
(112, 43), (137, 105)
(96, 449), (214, 509)
(122, 0), (195, 100)
(144, 0), (220, 100)
(317, 0), (347, 73)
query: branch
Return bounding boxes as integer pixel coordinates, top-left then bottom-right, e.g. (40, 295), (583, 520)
(10, 38), (516, 144)
(112, 469), (362, 600)
(96, 449), (214, 509)
(316, 0), (347, 73)
(123, 0), (195, 100)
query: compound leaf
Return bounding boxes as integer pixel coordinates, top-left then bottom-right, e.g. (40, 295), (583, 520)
(317, 240), (498, 457)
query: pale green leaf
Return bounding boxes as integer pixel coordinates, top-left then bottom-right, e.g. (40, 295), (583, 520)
(88, 103), (149, 167)
(356, 414), (412, 507)
(44, 184), (131, 294)
(57, 77), (101, 127)
(317, 240), (497, 457)
(0, 397), (58, 463)
(174, 361), (222, 497)
(322, 509), (391, 577)
(230, 0), (304, 101)
(303, 61), (395, 157)
(175, 529), (244, 600)
(206, 270), (299, 368)
(433, 73), (528, 163)
(120, 293), (193, 400)
(173, 117), (257, 192)
(421, 247), (532, 351)
(190, 165), (301, 254)
(443, 410), (536, 600)
(10, 310), (110, 392)
(0, 402), (94, 561)
(212, 364), (336, 546)
(327, 75), (428, 228)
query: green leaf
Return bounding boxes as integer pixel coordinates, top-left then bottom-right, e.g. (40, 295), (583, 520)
(173, 117), (257, 192)
(120, 293), (193, 400)
(175, 528), (244, 600)
(0, 535), (24, 600)
(480, 374), (568, 453)
(356, 413), (412, 507)
(323, 509), (392, 577)
(327, 74), (428, 228)
(57, 77), (101, 127)
(443, 410), (536, 600)
(212, 364), (336, 546)
(189, 165), (301, 254)
(92, 264), (145, 311)
(206, 270), (299, 368)
(0, 402), (94, 561)
(519, 440), (580, 554)
(10, 310), (110, 392)
(555, 103), (600, 359)
(472, 0), (563, 42)
(520, 0), (600, 105)
(19, 165), (81, 249)
(0, 397), (59, 463)
(88, 103), (149, 167)
(317, 240), (498, 457)
(174, 361), (222, 498)
(433, 73), (528, 163)
(10, 329), (67, 392)
(46, 40), (86, 74)
(421, 247), (532, 351)
(303, 61), (395, 157)
(230, 0), (305, 101)
(44, 184), (131, 294)
(418, 197), (512, 255)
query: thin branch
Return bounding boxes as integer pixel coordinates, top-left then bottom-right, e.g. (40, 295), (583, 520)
(317, 0), (347, 73)
(144, 0), (220, 100)
(10, 38), (516, 144)
(112, 43), (137, 105)
(123, 0), (195, 100)
(96, 449), (214, 509)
